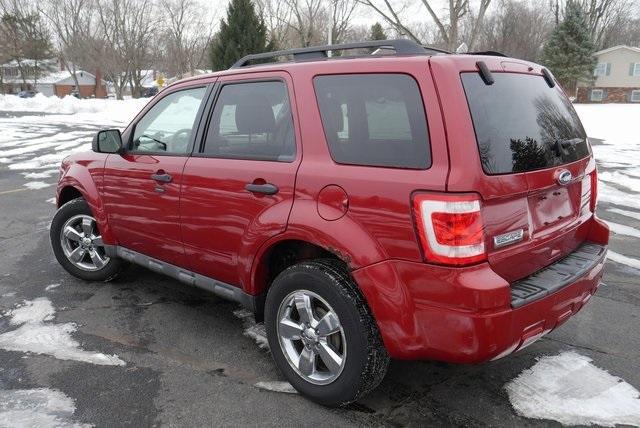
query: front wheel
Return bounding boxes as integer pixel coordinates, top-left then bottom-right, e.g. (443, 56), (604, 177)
(265, 259), (389, 406)
(50, 198), (124, 281)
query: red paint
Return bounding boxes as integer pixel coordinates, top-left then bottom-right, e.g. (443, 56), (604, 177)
(56, 53), (609, 363)
(317, 185), (348, 221)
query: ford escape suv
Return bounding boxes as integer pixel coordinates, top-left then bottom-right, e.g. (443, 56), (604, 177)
(50, 39), (609, 406)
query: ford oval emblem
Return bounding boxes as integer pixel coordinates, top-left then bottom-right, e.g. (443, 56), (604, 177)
(557, 169), (572, 185)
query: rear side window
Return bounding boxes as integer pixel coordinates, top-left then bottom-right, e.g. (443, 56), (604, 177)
(314, 74), (430, 169)
(461, 72), (590, 174)
(203, 81), (295, 162)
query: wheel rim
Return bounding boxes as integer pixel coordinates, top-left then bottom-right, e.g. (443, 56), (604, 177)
(276, 289), (346, 385)
(59, 214), (109, 272)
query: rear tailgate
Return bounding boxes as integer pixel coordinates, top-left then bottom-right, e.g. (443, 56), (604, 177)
(430, 56), (596, 282)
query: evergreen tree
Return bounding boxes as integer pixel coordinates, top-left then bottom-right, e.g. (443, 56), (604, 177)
(541, 0), (596, 95)
(209, 0), (274, 71)
(369, 22), (387, 41)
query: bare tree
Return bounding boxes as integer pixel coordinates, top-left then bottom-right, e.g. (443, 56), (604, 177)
(256, 0), (294, 48)
(475, 0), (553, 61)
(93, 0), (155, 98)
(160, 0), (214, 78)
(284, 0), (326, 46)
(358, 0), (492, 51)
(329, 0), (358, 44)
(40, 0), (94, 92)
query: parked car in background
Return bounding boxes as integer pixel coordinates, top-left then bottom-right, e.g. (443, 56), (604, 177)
(49, 39), (609, 407)
(141, 86), (159, 97)
(17, 90), (37, 98)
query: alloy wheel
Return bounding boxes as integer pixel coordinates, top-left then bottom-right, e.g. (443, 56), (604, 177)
(276, 289), (346, 385)
(59, 214), (109, 272)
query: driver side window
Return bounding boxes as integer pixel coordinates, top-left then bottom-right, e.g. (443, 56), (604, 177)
(131, 86), (206, 154)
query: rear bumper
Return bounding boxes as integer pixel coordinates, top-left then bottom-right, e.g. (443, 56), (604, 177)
(352, 217), (609, 363)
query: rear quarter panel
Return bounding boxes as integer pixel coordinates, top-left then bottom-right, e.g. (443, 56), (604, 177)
(284, 57), (450, 268)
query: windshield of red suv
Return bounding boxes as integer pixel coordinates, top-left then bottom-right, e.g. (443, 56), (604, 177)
(461, 72), (590, 175)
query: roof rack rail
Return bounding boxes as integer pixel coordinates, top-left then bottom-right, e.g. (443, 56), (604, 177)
(466, 50), (507, 57)
(230, 39), (445, 69)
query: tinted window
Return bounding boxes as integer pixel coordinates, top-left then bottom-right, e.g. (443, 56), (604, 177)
(314, 74), (430, 169)
(461, 73), (590, 174)
(132, 87), (206, 154)
(203, 81), (295, 162)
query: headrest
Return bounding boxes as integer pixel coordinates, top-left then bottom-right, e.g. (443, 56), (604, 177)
(235, 95), (275, 134)
(320, 97), (344, 134)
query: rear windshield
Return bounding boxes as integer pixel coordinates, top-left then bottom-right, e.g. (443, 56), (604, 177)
(314, 74), (431, 169)
(461, 72), (590, 174)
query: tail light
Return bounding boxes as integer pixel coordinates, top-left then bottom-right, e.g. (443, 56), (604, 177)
(412, 193), (486, 266)
(590, 168), (598, 212)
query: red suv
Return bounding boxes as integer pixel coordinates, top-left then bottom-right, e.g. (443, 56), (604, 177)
(50, 40), (609, 406)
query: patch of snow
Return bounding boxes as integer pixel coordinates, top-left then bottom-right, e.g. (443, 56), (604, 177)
(45, 283), (61, 291)
(0, 93), (149, 117)
(7, 298), (55, 325)
(598, 182), (640, 210)
(254, 381), (297, 394)
(607, 250), (640, 270)
(607, 208), (640, 221)
(506, 351), (640, 426)
(598, 170), (640, 194)
(233, 308), (269, 350)
(23, 181), (51, 190)
(606, 220), (640, 239)
(0, 298), (125, 366)
(0, 388), (89, 428)
(23, 170), (58, 179)
(575, 104), (640, 148)
(46, 197), (56, 204)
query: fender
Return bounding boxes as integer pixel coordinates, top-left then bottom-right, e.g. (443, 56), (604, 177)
(240, 199), (388, 295)
(57, 157), (117, 245)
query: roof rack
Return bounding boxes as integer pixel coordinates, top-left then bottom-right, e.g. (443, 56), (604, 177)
(466, 50), (507, 57)
(230, 39), (447, 69)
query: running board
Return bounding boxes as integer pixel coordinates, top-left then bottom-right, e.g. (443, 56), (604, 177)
(107, 245), (257, 312)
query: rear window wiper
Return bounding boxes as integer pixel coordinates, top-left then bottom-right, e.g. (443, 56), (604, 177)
(554, 138), (584, 156)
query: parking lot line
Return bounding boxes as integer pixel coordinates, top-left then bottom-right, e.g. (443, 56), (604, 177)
(0, 187), (29, 196)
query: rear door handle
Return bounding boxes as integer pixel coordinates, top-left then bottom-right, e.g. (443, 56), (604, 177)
(151, 172), (172, 183)
(245, 183), (279, 195)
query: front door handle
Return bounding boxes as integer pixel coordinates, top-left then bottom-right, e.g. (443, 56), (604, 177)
(151, 172), (172, 183)
(245, 183), (279, 195)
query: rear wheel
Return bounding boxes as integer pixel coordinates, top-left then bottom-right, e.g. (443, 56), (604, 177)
(265, 259), (389, 406)
(50, 198), (124, 281)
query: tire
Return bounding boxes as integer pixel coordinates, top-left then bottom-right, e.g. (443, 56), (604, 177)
(50, 197), (124, 282)
(265, 259), (389, 406)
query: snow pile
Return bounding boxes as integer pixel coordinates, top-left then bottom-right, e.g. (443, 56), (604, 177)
(506, 351), (640, 426)
(574, 104), (640, 148)
(0, 388), (89, 428)
(0, 93), (148, 118)
(254, 381), (297, 394)
(0, 298), (125, 366)
(233, 308), (270, 350)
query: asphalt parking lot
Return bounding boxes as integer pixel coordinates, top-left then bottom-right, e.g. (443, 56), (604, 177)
(0, 111), (638, 427)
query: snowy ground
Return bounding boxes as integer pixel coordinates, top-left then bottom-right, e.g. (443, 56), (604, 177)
(0, 95), (639, 426)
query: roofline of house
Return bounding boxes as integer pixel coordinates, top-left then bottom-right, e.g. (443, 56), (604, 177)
(594, 45), (640, 56)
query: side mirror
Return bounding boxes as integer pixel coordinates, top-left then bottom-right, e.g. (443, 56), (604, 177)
(92, 129), (123, 154)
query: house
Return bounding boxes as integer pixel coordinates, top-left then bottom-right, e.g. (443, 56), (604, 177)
(36, 69), (108, 98)
(576, 45), (640, 103)
(1, 58), (108, 98)
(0, 59), (57, 93)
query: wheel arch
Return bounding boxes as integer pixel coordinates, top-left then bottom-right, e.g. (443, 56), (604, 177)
(56, 168), (116, 245)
